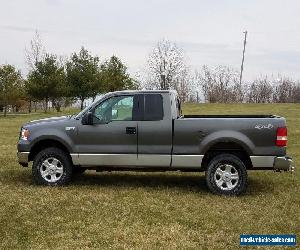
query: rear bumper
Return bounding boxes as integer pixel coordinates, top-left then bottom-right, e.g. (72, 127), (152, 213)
(250, 155), (294, 172)
(273, 156), (294, 172)
(17, 152), (29, 167)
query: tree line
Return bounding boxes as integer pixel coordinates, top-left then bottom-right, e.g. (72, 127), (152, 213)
(0, 32), (136, 115)
(1, 35), (300, 116)
(144, 39), (300, 103)
(195, 65), (300, 103)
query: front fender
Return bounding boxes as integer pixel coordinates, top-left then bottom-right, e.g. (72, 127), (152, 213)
(29, 128), (74, 153)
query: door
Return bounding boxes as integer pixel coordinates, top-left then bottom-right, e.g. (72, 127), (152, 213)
(75, 95), (140, 166)
(137, 93), (173, 167)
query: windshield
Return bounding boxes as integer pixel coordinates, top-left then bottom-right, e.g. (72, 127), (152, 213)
(75, 94), (106, 119)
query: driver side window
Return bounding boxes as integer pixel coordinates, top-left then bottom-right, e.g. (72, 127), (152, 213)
(93, 96), (134, 123)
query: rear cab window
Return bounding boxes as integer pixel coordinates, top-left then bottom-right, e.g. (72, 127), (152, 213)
(143, 94), (164, 121)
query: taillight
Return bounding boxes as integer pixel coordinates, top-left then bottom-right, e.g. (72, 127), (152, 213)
(276, 127), (287, 146)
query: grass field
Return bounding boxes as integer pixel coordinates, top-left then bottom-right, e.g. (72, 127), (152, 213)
(0, 103), (299, 249)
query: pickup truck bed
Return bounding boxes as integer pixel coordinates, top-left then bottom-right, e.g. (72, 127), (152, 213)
(174, 115), (286, 157)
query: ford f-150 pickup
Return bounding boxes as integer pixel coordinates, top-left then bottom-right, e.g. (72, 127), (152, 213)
(17, 90), (294, 195)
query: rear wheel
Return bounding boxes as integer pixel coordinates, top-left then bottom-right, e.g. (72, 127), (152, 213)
(205, 153), (248, 195)
(32, 147), (72, 186)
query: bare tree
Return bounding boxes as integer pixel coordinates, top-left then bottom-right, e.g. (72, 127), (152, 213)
(246, 76), (273, 103)
(147, 39), (187, 89)
(25, 30), (45, 71)
(196, 65), (243, 103)
(272, 77), (299, 103)
(174, 68), (193, 102)
(25, 30), (46, 112)
(146, 39), (192, 102)
(292, 81), (300, 103)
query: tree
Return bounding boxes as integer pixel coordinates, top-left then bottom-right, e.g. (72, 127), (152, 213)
(0, 64), (24, 116)
(246, 77), (273, 103)
(174, 68), (193, 102)
(273, 77), (298, 103)
(25, 31), (45, 71)
(27, 54), (66, 112)
(9, 82), (26, 112)
(147, 39), (187, 90)
(196, 65), (243, 103)
(146, 39), (192, 101)
(25, 31), (46, 112)
(66, 47), (100, 110)
(100, 55), (136, 92)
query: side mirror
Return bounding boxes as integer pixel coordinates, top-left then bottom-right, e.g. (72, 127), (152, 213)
(82, 112), (93, 125)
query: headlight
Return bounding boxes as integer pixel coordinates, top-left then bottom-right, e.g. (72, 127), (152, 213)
(21, 128), (30, 141)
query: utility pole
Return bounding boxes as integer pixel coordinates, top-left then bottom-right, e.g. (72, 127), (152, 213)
(239, 31), (247, 85)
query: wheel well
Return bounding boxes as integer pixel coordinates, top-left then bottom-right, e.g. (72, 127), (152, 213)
(201, 142), (253, 170)
(28, 139), (70, 162)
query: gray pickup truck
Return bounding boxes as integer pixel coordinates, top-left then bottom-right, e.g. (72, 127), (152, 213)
(17, 90), (294, 195)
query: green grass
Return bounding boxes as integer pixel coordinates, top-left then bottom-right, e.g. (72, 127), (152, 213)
(0, 104), (299, 249)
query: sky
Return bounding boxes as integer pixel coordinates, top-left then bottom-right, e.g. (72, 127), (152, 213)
(1, 0), (300, 82)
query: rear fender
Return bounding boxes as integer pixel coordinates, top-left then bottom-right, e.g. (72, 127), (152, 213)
(200, 130), (254, 155)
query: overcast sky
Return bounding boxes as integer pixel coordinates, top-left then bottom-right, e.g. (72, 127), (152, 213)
(1, 0), (300, 81)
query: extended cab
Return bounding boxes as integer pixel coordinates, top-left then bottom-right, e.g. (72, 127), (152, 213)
(17, 90), (294, 195)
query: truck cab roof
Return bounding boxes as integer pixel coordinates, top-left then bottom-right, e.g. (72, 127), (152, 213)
(108, 89), (178, 96)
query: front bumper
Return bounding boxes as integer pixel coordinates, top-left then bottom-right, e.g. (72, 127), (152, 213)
(17, 152), (29, 167)
(273, 156), (294, 172)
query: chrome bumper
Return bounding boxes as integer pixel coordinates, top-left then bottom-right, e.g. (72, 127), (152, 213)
(250, 155), (294, 172)
(273, 156), (294, 172)
(17, 152), (29, 167)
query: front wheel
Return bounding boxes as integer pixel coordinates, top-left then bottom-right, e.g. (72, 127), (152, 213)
(205, 153), (248, 195)
(32, 147), (73, 186)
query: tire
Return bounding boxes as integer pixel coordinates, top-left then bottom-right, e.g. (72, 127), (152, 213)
(32, 147), (73, 186)
(73, 167), (86, 175)
(205, 153), (248, 196)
